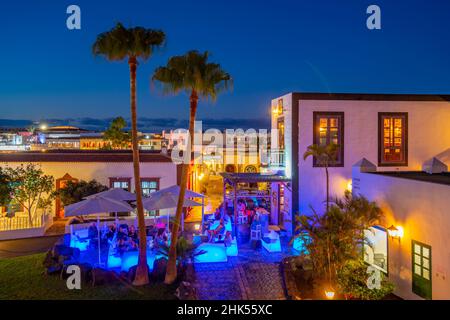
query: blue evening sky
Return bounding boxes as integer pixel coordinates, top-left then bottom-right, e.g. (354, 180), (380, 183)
(0, 0), (449, 129)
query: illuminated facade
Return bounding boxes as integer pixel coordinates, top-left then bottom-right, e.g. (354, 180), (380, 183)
(354, 158), (450, 300)
(0, 150), (180, 221)
(268, 92), (450, 235)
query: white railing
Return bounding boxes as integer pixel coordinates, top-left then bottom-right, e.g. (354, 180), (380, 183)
(0, 213), (49, 232)
(270, 149), (285, 167)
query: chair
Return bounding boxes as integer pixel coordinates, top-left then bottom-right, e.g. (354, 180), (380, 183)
(238, 214), (248, 224)
(251, 224), (262, 241)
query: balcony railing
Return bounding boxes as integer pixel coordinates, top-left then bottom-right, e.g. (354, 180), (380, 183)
(269, 149), (285, 167)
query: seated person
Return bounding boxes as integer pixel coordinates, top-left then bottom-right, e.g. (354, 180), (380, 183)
(128, 225), (138, 240)
(106, 223), (117, 240)
(117, 225), (128, 239)
(246, 209), (256, 225)
(214, 207), (222, 221)
(237, 200), (246, 215)
(246, 199), (255, 210)
(146, 225), (156, 237)
(154, 228), (168, 248)
(208, 219), (225, 242)
(128, 225), (139, 249)
(115, 225), (130, 255)
(88, 222), (98, 240)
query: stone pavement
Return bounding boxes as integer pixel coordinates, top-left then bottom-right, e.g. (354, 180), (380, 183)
(193, 238), (297, 300)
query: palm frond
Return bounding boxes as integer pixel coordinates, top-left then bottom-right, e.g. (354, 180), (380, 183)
(92, 22), (166, 62)
(152, 50), (232, 100)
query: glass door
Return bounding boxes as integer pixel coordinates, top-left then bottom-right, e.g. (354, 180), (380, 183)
(412, 240), (432, 300)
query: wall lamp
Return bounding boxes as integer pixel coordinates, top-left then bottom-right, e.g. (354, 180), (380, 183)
(387, 225), (404, 239)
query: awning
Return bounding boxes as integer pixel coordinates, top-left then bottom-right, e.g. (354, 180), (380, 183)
(220, 173), (291, 185)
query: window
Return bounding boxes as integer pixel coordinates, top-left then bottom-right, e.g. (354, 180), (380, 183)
(313, 112), (344, 166)
(378, 113), (408, 166)
(141, 178), (159, 197)
(363, 226), (388, 274)
(142, 178), (159, 217)
(277, 117), (285, 150)
(109, 177), (131, 191)
(412, 240), (432, 300)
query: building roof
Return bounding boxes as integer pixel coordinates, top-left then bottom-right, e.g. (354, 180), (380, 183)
(289, 92), (450, 102)
(370, 171), (450, 186)
(220, 172), (291, 184)
(0, 150), (173, 163)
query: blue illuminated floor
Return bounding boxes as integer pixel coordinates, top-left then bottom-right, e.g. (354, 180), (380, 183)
(192, 237), (299, 300)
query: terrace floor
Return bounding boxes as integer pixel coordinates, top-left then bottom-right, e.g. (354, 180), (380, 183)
(192, 237), (297, 300)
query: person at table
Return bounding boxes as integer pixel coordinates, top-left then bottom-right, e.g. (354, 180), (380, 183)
(128, 225), (138, 240)
(116, 226), (130, 254)
(128, 225), (139, 249)
(88, 222), (98, 240)
(214, 206), (222, 221)
(208, 219), (225, 242)
(106, 223), (116, 240)
(237, 200), (246, 215)
(154, 228), (168, 248)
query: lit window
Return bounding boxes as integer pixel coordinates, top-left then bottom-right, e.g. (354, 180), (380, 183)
(277, 117), (285, 150)
(141, 179), (159, 197)
(109, 178), (131, 191)
(141, 178), (159, 217)
(379, 113), (408, 166)
(313, 112), (344, 166)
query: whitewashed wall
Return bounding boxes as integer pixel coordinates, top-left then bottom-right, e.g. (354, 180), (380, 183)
(354, 170), (450, 300)
(1, 161), (178, 218)
(297, 99), (450, 214)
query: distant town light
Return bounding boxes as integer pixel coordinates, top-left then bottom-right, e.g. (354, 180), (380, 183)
(40, 124), (48, 130)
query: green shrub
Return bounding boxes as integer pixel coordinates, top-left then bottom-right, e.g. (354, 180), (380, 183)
(337, 259), (394, 300)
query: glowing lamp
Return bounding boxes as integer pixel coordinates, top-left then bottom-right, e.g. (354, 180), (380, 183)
(346, 180), (353, 192)
(387, 225), (404, 239)
(198, 173), (205, 181)
(40, 124), (48, 130)
(194, 223), (201, 231)
(272, 106), (282, 116)
(324, 290), (335, 299)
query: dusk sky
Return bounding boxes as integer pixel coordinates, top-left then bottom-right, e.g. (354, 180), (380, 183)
(1, 0), (449, 130)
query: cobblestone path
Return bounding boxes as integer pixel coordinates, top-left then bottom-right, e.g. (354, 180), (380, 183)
(193, 238), (295, 300)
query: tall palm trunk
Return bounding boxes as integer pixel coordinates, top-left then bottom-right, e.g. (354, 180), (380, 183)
(128, 56), (149, 286)
(165, 90), (198, 285)
(325, 166), (329, 212)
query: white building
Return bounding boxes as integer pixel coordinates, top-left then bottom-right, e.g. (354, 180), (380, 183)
(267, 92), (450, 232)
(267, 92), (450, 299)
(0, 150), (180, 221)
(353, 158), (450, 300)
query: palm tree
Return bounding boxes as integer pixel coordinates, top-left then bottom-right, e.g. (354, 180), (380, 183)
(93, 23), (165, 286)
(152, 50), (232, 284)
(303, 143), (339, 212)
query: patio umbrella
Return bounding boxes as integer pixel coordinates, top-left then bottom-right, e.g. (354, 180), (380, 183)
(161, 185), (206, 229)
(84, 188), (136, 201)
(141, 188), (202, 227)
(85, 188), (136, 224)
(159, 185), (205, 199)
(65, 197), (133, 265)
